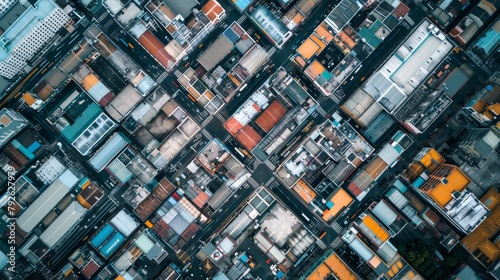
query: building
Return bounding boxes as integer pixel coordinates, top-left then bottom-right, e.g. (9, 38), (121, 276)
(76, 178), (104, 209)
(461, 188), (500, 270)
(441, 190), (489, 234)
(61, 103), (117, 156)
(402, 148), (490, 234)
(362, 19), (453, 113)
(89, 133), (129, 172)
(0, 0), (17, 16)
(17, 169), (79, 233)
(249, 4), (292, 48)
(419, 164), (471, 208)
(347, 130), (412, 200)
(142, 0), (225, 71)
(324, 0), (364, 33)
(454, 126), (500, 164)
(462, 84), (500, 126)
(0, 0), (70, 79)
(341, 226), (421, 279)
(300, 249), (360, 280)
(449, 0), (500, 47)
(0, 108), (29, 149)
(39, 201), (86, 248)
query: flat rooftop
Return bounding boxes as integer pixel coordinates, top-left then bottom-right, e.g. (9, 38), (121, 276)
(363, 19), (453, 112)
(0, 0), (56, 60)
(163, 0), (197, 18)
(250, 4), (290, 45)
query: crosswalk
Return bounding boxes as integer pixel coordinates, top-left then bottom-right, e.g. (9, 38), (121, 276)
(317, 94), (329, 103)
(246, 176), (260, 188)
(214, 112), (226, 123)
(331, 236), (343, 249)
(251, 159), (262, 170)
(263, 158), (276, 171)
(311, 220), (325, 233)
(267, 47), (277, 56)
(97, 12), (107, 22)
(316, 106), (327, 117)
(201, 115), (213, 127)
(221, 134), (232, 143)
(265, 176), (283, 190)
(38, 263), (54, 279)
(329, 94), (341, 104)
(247, 27), (254, 35)
(331, 221), (344, 234)
(237, 15), (247, 25)
(201, 128), (213, 140)
(157, 71), (168, 83)
(405, 16), (415, 26)
(316, 239), (327, 250)
(174, 70), (182, 78)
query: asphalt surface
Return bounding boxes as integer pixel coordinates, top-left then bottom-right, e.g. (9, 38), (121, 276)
(5, 0), (496, 278)
(1, 23), (87, 108)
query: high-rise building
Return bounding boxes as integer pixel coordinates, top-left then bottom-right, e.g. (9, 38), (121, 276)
(0, 0), (17, 16)
(0, 108), (29, 149)
(0, 0), (70, 79)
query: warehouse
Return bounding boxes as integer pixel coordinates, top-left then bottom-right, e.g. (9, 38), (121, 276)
(17, 170), (79, 233)
(39, 201), (86, 248)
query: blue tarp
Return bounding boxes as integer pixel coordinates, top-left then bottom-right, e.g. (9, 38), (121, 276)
(412, 177), (426, 188)
(239, 253), (249, 263)
(393, 179), (408, 193)
(27, 141), (41, 153)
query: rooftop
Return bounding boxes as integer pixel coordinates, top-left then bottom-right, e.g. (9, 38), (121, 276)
(443, 190), (489, 233)
(250, 4), (291, 47)
(40, 201), (86, 248)
(421, 164), (471, 207)
(163, 0), (197, 18)
(363, 19), (453, 112)
(302, 250), (359, 280)
(0, 0), (56, 60)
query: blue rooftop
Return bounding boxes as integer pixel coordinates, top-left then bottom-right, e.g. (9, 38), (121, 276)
(61, 103), (103, 142)
(0, 0), (56, 60)
(234, 0), (254, 11)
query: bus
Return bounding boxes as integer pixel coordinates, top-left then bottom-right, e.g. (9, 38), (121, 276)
(239, 83), (248, 92)
(301, 213), (311, 222)
(187, 94), (196, 102)
(119, 38), (128, 47)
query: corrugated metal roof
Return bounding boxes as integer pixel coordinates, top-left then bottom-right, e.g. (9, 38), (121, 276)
(135, 234), (155, 254)
(61, 103), (103, 142)
(371, 201), (398, 227)
(89, 133), (129, 171)
(18, 170), (78, 233)
(349, 237), (374, 262)
(198, 36), (233, 72)
(40, 201), (86, 248)
(110, 210), (139, 237)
